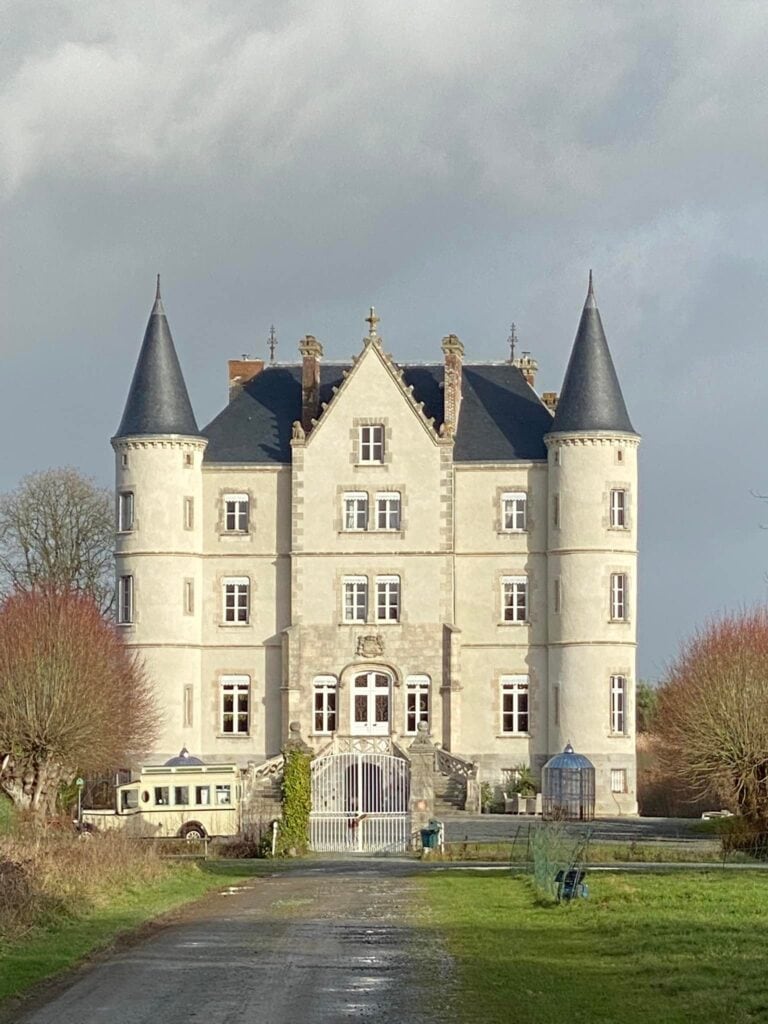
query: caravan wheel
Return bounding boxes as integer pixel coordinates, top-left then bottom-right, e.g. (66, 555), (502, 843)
(180, 822), (207, 841)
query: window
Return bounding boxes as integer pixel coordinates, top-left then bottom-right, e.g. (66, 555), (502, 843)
(553, 449), (560, 465)
(359, 424), (384, 463)
(117, 575), (133, 624)
(553, 494), (560, 528)
(215, 784), (232, 805)
(501, 676), (529, 734)
(554, 684), (560, 726)
(223, 577), (249, 623)
(502, 492), (527, 532)
(174, 786), (189, 806)
(120, 452), (129, 468)
(343, 492), (368, 531)
(195, 785), (210, 805)
(611, 768), (627, 793)
(610, 489), (627, 528)
(184, 452), (193, 467)
(118, 492), (134, 532)
(343, 576), (368, 623)
(610, 573), (627, 621)
(406, 676), (430, 734)
(376, 575), (400, 622)
(224, 494), (249, 532)
(184, 579), (194, 615)
(611, 675), (627, 734)
(184, 496), (194, 530)
(183, 685), (193, 728)
(221, 676), (250, 734)
(616, 449), (624, 464)
(313, 676), (337, 734)
(502, 576), (528, 623)
(376, 492), (401, 530)
(154, 786), (169, 805)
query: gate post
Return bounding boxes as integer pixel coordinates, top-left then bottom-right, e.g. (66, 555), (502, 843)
(408, 723), (436, 843)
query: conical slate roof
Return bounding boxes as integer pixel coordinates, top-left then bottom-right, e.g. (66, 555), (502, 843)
(550, 275), (635, 435)
(115, 280), (200, 438)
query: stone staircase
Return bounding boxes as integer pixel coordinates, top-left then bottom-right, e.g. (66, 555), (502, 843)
(433, 771), (471, 816)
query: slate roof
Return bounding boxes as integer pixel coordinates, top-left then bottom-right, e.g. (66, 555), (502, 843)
(549, 277), (635, 435)
(201, 360), (553, 464)
(115, 283), (201, 439)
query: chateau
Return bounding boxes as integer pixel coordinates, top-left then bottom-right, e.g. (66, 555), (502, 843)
(113, 276), (639, 816)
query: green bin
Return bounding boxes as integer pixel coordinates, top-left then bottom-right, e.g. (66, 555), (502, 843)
(421, 827), (439, 849)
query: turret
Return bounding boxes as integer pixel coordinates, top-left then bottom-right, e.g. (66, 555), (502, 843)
(545, 274), (639, 814)
(112, 280), (207, 760)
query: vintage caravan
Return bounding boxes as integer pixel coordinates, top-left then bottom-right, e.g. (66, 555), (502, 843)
(80, 751), (242, 839)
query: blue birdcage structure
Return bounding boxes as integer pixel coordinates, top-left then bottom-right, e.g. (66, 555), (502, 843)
(542, 743), (596, 821)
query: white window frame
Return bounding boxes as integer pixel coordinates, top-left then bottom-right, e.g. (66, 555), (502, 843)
(359, 424), (385, 464)
(224, 493), (249, 533)
(343, 576), (368, 623)
(610, 573), (628, 621)
(501, 491), (527, 532)
(220, 675), (250, 735)
(610, 489), (627, 529)
(500, 675), (530, 735)
(117, 574), (133, 624)
(376, 575), (400, 622)
(118, 491), (134, 533)
(376, 492), (401, 531)
(502, 576), (528, 623)
(343, 492), (368, 531)
(223, 576), (250, 624)
(610, 768), (627, 793)
(405, 675), (430, 734)
(313, 676), (338, 734)
(610, 675), (627, 734)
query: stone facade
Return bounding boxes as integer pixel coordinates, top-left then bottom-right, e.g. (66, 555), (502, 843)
(113, 282), (640, 815)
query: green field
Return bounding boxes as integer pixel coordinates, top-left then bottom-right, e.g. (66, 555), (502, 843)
(422, 871), (768, 1024)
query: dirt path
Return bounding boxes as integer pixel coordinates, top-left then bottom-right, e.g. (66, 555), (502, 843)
(8, 862), (455, 1024)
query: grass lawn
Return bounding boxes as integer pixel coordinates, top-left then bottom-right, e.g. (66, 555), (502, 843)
(0, 860), (269, 1005)
(422, 871), (768, 1024)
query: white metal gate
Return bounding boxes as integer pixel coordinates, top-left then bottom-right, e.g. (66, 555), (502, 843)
(310, 752), (411, 853)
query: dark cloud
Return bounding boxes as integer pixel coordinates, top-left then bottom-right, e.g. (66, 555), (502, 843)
(2, 0), (768, 676)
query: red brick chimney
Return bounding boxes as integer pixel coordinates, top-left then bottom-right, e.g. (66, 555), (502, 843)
(228, 358), (264, 402)
(441, 334), (464, 436)
(299, 335), (323, 431)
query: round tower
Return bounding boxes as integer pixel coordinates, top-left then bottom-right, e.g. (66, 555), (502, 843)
(112, 279), (206, 762)
(546, 275), (639, 815)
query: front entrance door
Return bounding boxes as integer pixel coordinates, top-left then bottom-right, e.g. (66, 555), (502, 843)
(351, 671), (391, 736)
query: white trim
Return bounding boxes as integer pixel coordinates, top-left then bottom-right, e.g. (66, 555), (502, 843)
(220, 674), (250, 735)
(500, 674), (529, 734)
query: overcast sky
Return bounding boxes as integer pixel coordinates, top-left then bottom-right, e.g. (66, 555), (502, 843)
(2, 1), (767, 680)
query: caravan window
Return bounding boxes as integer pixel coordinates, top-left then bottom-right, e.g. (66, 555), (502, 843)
(195, 785), (210, 805)
(215, 785), (232, 806)
(174, 786), (189, 806)
(154, 787), (170, 805)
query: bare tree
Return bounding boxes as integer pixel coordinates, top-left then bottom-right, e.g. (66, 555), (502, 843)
(0, 468), (114, 614)
(0, 588), (156, 821)
(657, 609), (768, 827)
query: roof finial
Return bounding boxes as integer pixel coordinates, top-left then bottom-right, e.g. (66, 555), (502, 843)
(268, 325), (277, 364)
(585, 269), (596, 309)
(156, 273), (161, 301)
(365, 306), (380, 340)
(152, 274), (165, 315)
(508, 322), (517, 362)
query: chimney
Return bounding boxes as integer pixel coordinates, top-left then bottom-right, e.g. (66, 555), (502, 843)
(441, 333), (464, 436)
(299, 334), (323, 431)
(541, 391), (559, 414)
(512, 350), (538, 388)
(228, 357), (264, 402)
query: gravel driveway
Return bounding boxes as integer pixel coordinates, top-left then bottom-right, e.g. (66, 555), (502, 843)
(8, 861), (454, 1024)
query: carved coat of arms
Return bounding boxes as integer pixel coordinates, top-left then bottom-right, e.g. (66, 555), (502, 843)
(356, 633), (384, 658)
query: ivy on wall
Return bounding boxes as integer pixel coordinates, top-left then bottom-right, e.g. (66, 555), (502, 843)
(276, 748), (312, 855)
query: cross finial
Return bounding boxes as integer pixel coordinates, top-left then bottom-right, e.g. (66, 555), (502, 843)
(268, 325), (277, 364)
(508, 322), (517, 362)
(365, 306), (380, 339)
